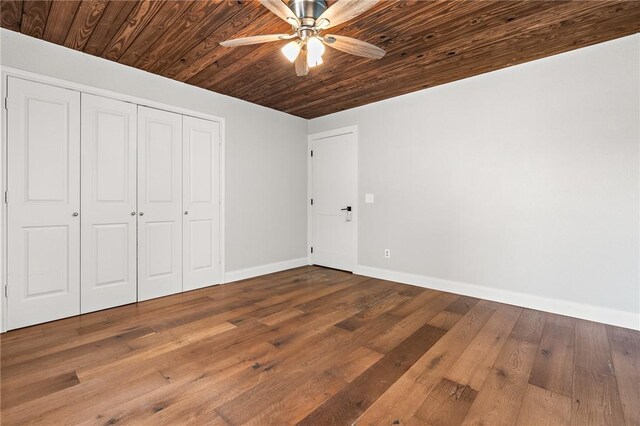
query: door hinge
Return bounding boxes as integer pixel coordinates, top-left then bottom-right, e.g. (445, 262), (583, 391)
(3, 191), (7, 204)
(310, 150), (313, 157)
(4, 285), (7, 298)
(310, 198), (313, 206)
(3, 97), (7, 110)
(310, 246), (313, 254)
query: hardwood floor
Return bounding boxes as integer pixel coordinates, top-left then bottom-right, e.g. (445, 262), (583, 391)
(1, 266), (639, 425)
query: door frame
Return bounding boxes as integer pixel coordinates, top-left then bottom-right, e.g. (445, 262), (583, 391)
(0, 66), (226, 332)
(307, 125), (359, 271)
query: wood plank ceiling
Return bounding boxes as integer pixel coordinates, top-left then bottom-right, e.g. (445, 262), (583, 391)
(1, 1), (639, 119)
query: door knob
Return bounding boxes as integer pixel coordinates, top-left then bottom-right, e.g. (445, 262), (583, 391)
(131, 212), (136, 216)
(139, 212), (144, 216)
(184, 211), (189, 215)
(340, 206), (352, 222)
(72, 212), (79, 217)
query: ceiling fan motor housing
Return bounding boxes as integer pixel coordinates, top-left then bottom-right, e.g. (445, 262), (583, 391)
(288, 0), (328, 21)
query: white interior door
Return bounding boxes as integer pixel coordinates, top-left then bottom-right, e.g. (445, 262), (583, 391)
(182, 116), (221, 291)
(310, 127), (358, 271)
(81, 94), (137, 313)
(6, 77), (81, 329)
(137, 106), (183, 301)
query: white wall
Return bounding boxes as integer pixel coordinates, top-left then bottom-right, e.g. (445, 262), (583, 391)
(309, 34), (640, 329)
(0, 29), (309, 275)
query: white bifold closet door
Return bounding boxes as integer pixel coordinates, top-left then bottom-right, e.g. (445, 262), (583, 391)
(183, 116), (221, 291)
(137, 106), (183, 301)
(6, 77), (81, 329)
(80, 94), (138, 313)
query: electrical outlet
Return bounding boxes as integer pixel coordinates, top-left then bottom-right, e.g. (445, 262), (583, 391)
(384, 249), (391, 259)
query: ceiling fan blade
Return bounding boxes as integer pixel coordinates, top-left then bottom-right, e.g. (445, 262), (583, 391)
(260, 0), (300, 28)
(316, 0), (378, 29)
(220, 34), (293, 47)
(323, 35), (385, 59)
(295, 49), (309, 76)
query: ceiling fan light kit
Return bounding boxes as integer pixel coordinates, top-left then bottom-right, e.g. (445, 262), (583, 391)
(220, 0), (385, 76)
(306, 36), (325, 67)
(282, 40), (302, 62)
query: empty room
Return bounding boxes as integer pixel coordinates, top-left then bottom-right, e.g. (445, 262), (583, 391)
(0, 0), (639, 424)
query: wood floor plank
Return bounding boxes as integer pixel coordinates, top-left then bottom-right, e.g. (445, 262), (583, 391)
(2, 366), (169, 424)
(244, 347), (383, 425)
(210, 312), (401, 424)
(355, 300), (499, 425)
(571, 320), (626, 425)
(460, 309), (546, 425)
(1, 266), (638, 425)
(606, 325), (640, 425)
(574, 319), (616, 375)
(366, 292), (459, 353)
(445, 295), (481, 315)
(516, 384), (571, 426)
(336, 293), (410, 332)
(529, 314), (575, 397)
(414, 377), (478, 425)
(296, 323), (446, 425)
(571, 366), (626, 426)
(445, 304), (523, 390)
(428, 309), (464, 330)
(258, 307), (305, 326)
(76, 321), (236, 381)
(92, 342), (276, 424)
(0, 371), (79, 410)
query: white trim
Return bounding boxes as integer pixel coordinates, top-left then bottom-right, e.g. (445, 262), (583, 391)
(307, 137), (313, 265)
(1, 68), (7, 332)
(307, 125), (359, 271)
(224, 258), (310, 284)
(355, 265), (640, 331)
(219, 119), (226, 287)
(0, 67), (227, 332)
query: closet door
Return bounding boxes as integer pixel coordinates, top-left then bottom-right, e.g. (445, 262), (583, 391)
(81, 94), (137, 313)
(183, 116), (221, 291)
(6, 78), (80, 329)
(137, 106), (183, 301)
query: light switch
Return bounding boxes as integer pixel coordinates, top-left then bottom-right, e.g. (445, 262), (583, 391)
(365, 193), (375, 203)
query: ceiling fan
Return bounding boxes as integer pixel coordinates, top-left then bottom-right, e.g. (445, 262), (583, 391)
(220, 0), (385, 76)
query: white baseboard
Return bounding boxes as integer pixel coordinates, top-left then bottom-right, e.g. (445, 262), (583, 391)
(355, 265), (640, 331)
(224, 257), (310, 284)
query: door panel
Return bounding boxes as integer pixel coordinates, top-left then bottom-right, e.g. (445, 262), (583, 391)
(81, 93), (137, 313)
(311, 129), (357, 271)
(138, 106), (183, 300)
(146, 221), (176, 277)
(24, 226), (70, 295)
(93, 224), (129, 285)
(7, 77), (81, 330)
(183, 116), (221, 291)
